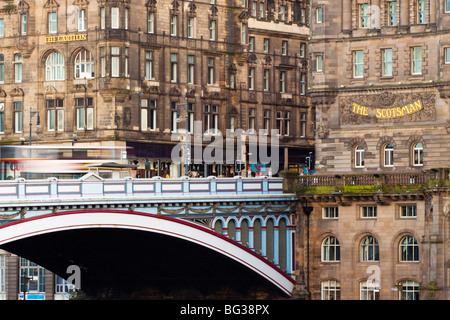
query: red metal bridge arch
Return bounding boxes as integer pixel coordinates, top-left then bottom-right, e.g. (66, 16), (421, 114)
(0, 209), (295, 297)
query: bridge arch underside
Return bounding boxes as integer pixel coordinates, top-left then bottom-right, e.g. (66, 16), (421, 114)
(0, 210), (294, 299)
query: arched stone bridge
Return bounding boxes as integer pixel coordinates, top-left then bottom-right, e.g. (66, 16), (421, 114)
(0, 173), (297, 299)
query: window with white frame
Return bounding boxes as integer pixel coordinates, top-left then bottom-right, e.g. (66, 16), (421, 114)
(279, 5), (286, 21)
(353, 50), (364, 78)
(46, 52), (65, 81)
(300, 42), (306, 58)
(0, 19), (4, 38)
(300, 112), (307, 137)
(400, 204), (417, 218)
(361, 206), (377, 218)
(388, 1), (398, 26)
(316, 7), (322, 23)
(203, 104), (219, 134)
(263, 69), (270, 91)
(248, 67), (255, 90)
(300, 73), (307, 95)
(209, 20), (216, 41)
(0, 54), (4, 83)
(20, 258), (45, 294)
(282, 40), (288, 56)
(55, 275), (76, 294)
(411, 46), (422, 75)
(322, 206), (338, 219)
(124, 47), (129, 77)
(187, 55), (194, 84)
(241, 23), (247, 44)
(384, 143), (394, 167)
(21, 14), (27, 35)
(279, 71), (286, 93)
(14, 101), (23, 133)
(100, 7), (105, 29)
(417, 0), (427, 24)
(76, 97), (94, 130)
(355, 145), (365, 168)
(321, 280), (340, 300)
(360, 235), (379, 261)
(124, 7), (129, 29)
(46, 99), (64, 132)
(382, 48), (393, 76)
(187, 103), (194, 133)
(0, 254), (5, 293)
(321, 236), (340, 262)
(145, 51), (153, 80)
(75, 49), (94, 79)
(399, 236), (419, 262)
(399, 280), (420, 300)
(447, 0), (450, 13)
(248, 108), (255, 133)
(412, 142), (423, 166)
(170, 53), (177, 82)
(360, 280), (380, 300)
(263, 109), (270, 134)
(275, 110), (290, 136)
(111, 46), (120, 77)
(445, 47), (450, 64)
(140, 98), (156, 131)
(316, 55), (323, 72)
(147, 11), (155, 33)
(187, 17), (194, 38)
(359, 3), (369, 28)
(48, 12), (57, 34)
(248, 36), (255, 52)
(14, 54), (23, 83)
(111, 7), (119, 29)
(78, 9), (86, 31)
(207, 57), (214, 85)
(170, 15), (177, 36)
(263, 38), (269, 54)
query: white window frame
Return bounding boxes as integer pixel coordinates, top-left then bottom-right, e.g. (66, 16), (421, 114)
(355, 145), (365, 168)
(74, 49), (94, 79)
(48, 12), (57, 34)
(111, 7), (119, 29)
(353, 50), (364, 78)
(322, 206), (338, 219)
(46, 52), (65, 81)
(382, 48), (393, 77)
(400, 204), (417, 218)
(78, 9), (86, 31)
(111, 47), (120, 78)
(321, 280), (340, 300)
(384, 143), (394, 167)
(361, 206), (377, 218)
(360, 280), (380, 300)
(411, 47), (422, 75)
(321, 236), (340, 262)
(412, 142), (423, 166)
(14, 54), (23, 83)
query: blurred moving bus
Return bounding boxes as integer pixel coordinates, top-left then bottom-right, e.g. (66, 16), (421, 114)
(0, 145), (135, 180)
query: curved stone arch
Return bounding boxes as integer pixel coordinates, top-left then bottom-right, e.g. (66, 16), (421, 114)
(352, 231), (380, 263)
(40, 48), (65, 67)
(0, 210), (295, 296)
(405, 135), (425, 149)
(212, 217), (226, 235)
(347, 137), (368, 151)
(390, 229), (420, 263)
(376, 136), (397, 150)
(225, 216), (239, 241)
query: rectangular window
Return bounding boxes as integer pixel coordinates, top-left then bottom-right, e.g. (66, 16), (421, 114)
(248, 67), (255, 90)
(20, 259), (46, 294)
(15, 54), (22, 83)
(48, 12), (57, 34)
(259, 2), (264, 19)
(100, 47), (106, 77)
(400, 205), (417, 218)
(187, 103), (194, 133)
(141, 99), (157, 131)
(187, 55), (194, 84)
(111, 7), (119, 29)
(445, 47), (450, 64)
(209, 20), (216, 41)
(263, 109), (270, 134)
(248, 36), (255, 52)
(382, 48), (393, 76)
(100, 7), (106, 29)
(263, 38), (269, 54)
(76, 97), (93, 130)
(263, 69), (270, 91)
(14, 102), (23, 133)
(147, 12), (154, 33)
(78, 9), (86, 31)
(275, 110), (290, 136)
(207, 57), (214, 85)
(300, 112), (306, 137)
(111, 47), (120, 77)
(0, 103), (4, 133)
(21, 14), (27, 35)
(249, 108), (255, 133)
(353, 50), (364, 78)
(300, 73), (307, 95)
(241, 23), (247, 44)
(145, 51), (153, 80)
(0, 54), (4, 83)
(282, 40), (288, 56)
(417, 0), (427, 24)
(300, 43), (306, 58)
(124, 8), (129, 29)
(124, 47), (129, 77)
(361, 206), (377, 218)
(251, 2), (257, 17)
(411, 47), (422, 75)
(0, 19), (4, 38)
(170, 15), (177, 36)
(279, 71), (286, 93)
(316, 7), (322, 23)
(447, 0), (450, 12)
(46, 99), (64, 132)
(359, 4), (369, 28)
(170, 53), (177, 82)
(316, 55), (323, 72)
(279, 5), (286, 21)
(323, 207), (339, 219)
(187, 17), (194, 38)
(388, 1), (398, 26)
(171, 102), (178, 132)
(203, 104), (219, 134)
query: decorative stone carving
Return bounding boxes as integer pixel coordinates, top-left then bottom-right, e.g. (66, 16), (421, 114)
(339, 91), (436, 125)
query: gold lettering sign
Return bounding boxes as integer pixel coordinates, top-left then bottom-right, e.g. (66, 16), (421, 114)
(44, 34), (87, 43)
(351, 100), (423, 119)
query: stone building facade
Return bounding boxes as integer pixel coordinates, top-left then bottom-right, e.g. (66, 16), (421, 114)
(0, 0), (313, 179)
(294, 0), (450, 300)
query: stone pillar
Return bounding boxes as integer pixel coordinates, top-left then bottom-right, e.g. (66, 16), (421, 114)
(429, 0), (436, 26)
(342, 0), (352, 33)
(400, 0), (409, 28)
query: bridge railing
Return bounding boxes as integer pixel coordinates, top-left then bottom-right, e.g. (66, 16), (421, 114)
(0, 173), (284, 200)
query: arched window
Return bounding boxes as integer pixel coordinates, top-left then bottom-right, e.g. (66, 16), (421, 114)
(384, 144), (394, 167)
(74, 50), (94, 79)
(355, 145), (365, 168)
(321, 280), (340, 300)
(360, 235), (379, 261)
(412, 142), (423, 166)
(398, 280), (420, 300)
(322, 236), (340, 262)
(46, 52), (65, 81)
(399, 236), (419, 262)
